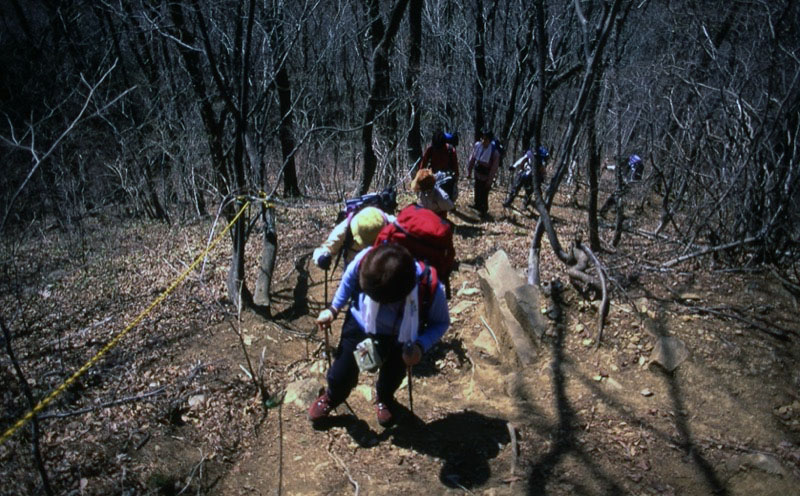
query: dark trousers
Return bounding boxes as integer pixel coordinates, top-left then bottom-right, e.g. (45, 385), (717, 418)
(505, 170), (533, 206)
(473, 177), (491, 213)
(326, 312), (407, 406)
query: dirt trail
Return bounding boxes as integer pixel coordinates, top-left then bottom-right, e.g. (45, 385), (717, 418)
(205, 197), (800, 495)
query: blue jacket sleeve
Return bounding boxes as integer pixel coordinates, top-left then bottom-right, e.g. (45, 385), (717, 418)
(331, 247), (370, 310)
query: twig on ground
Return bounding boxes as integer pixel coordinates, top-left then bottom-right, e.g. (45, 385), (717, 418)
(327, 444), (359, 495)
(683, 304), (791, 339)
(229, 288), (272, 409)
(277, 403), (284, 496)
(479, 315), (500, 350)
(176, 450), (206, 495)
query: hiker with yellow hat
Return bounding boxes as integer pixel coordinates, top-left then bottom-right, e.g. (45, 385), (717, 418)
(312, 206), (394, 271)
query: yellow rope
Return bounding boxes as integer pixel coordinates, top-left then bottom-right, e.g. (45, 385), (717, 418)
(0, 201), (251, 446)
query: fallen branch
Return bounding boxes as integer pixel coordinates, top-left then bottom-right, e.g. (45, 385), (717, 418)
(682, 304), (791, 340)
(661, 235), (761, 268)
(176, 450), (206, 496)
(770, 268), (800, 309)
(37, 387), (166, 420)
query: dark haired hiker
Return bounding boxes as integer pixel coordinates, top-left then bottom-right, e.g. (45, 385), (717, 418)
(466, 128), (501, 216)
(308, 244), (449, 427)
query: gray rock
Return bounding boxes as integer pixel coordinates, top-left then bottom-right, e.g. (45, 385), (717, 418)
(648, 336), (689, 372)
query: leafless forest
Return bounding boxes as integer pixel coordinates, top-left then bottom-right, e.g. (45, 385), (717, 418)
(1, 0), (799, 494)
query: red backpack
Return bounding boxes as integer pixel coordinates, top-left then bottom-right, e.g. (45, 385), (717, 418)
(374, 204), (456, 283)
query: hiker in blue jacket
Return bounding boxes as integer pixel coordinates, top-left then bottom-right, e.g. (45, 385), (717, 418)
(308, 243), (450, 427)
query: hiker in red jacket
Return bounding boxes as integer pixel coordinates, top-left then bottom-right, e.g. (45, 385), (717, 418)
(419, 130), (460, 200)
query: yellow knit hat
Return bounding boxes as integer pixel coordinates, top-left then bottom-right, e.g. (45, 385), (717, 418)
(350, 207), (387, 247)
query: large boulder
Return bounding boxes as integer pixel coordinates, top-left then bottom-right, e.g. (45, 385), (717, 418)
(477, 250), (545, 367)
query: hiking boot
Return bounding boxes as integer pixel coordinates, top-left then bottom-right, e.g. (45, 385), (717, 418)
(376, 401), (396, 427)
(308, 391), (333, 422)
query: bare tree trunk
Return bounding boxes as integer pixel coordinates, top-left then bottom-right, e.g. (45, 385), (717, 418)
(359, 0), (410, 194)
(528, 0), (623, 284)
(586, 74), (603, 251)
(253, 203), (277, 314)
(1, 318), (54, 496)
(270, 1), (301, 198)
(473, 0), (487, 137)
(405, 0), (422, 166)
(499, 9), (536, 149)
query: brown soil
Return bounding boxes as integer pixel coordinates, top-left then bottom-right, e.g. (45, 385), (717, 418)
(2, 183), (799, 495)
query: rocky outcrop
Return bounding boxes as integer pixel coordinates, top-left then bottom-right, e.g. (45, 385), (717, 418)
(477, 250), (546, 367)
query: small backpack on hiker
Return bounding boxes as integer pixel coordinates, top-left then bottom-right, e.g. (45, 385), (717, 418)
(336, 186), (397, 223)
(373, 204), (456, 298)
(314, 194), (396, 271)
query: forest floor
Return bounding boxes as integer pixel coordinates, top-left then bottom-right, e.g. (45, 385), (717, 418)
(2, 178), (800, 495)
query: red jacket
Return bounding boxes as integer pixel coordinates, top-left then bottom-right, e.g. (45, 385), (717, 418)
(419, 144), (459, 179)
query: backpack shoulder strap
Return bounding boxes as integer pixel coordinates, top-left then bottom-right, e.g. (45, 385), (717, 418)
(333, 215), (355, 271)
(416, 261), (438, 327)
(447, 144), (457, 171)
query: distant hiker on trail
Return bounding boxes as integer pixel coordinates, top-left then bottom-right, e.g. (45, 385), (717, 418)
(627, 154), (643, 182)
(418, 130), (460, 200)
(411, 168), (454, 217)
(312, 207), (394, 271)
(466, 128), (501, 216)
(444, 130), (459, 147)
(308, 243), (450, 427)
(503, 145), (549, 209)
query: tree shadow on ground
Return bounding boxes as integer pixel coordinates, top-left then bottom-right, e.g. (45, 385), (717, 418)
(411, 337), (469, 378)
(391, 408), (511, 489)
(525, 285), (626, 495)
(460, 255), (487, 268)
(500, 209), (536, 227)
(451, 208), (481, 224)
(547, 282), (730, 495)
(272, 254), (310, 320)
(641, 287), (729, 495)
(452, 223), (484, 239)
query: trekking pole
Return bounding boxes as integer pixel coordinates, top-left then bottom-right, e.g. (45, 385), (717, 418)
(407, 365), (413, 415)
(324, 268), (331, 369)
(403, 342), (414, 415)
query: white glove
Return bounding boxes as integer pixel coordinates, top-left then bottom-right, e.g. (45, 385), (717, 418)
(317, 308), (335, 326)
